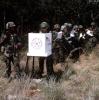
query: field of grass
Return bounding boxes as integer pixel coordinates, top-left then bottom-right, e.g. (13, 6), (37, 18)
(0, 45), (99, 100)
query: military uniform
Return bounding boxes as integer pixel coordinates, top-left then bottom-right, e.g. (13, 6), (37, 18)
(52, 24), (60, 64)
(52, 24), (66, 64)
(52, 25), (68, 64)
(38, 22), (54, 78)
(0, 22), (21, 78)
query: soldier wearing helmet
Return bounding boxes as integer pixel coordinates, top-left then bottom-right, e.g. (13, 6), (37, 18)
(78, 25), (86, 48)
(91, 22), (96, 29)
(38, 22), (54, 79)
(6, 22), (16, 30)
(90, 22), (99, 41)
(70, 25), (79, 38)
(52, 24), (60, 42)
(85, 22), (98, 53)
(0, 21), (22, 80)
(64, 23), (72, 38)
(53, 24), (60, 32)
(39, 22), (49, 33)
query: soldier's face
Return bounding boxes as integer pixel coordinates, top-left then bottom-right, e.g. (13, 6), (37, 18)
(41, 27), (48, 33)
(75, 28), (79, 32)
(63, 28), (67, 33)
(55, 28), (60, 32)
(9, 27), (16, 33)
(91, 25), (96, 29)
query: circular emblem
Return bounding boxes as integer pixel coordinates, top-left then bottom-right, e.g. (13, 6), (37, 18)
(31, 38), (42, 49)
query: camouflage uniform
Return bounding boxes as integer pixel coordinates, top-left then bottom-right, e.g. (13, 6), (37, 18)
(0, 22), (21, 78)
(90, 22), (99, 42)
(38, 22), (54, 78)
(85, 22), (98, 54)
(52, 24), (60, 64)
(53, 25), (68, 64)
(52, 37), (61, 64)
(78, 25), (86, 48)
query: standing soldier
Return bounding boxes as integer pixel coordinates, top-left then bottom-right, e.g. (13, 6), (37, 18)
(85, 22), (97, 53)
(0, 22), (22, 80)
(52, 24), (61, 64)
(53, 24), (60, 33)
(64, 23), (72, 38)
(78, 25), (86, 48)
(38, 22), (54, 79)
(90, 22), (99, 42)
(52, 24), (60, 40)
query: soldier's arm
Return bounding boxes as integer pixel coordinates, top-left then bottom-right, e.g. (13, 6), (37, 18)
(0, 35), (7, 47)
(15, 35), (22, 49)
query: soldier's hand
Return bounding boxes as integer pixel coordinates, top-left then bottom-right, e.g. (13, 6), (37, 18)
(15, 43), (22, 49)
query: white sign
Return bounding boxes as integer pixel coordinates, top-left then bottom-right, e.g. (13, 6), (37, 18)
(27, 33), (52, 57)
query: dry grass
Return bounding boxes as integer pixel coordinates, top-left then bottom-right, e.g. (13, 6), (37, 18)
(0, 77), (44, 100)
(0, 45), (99, 100)
(40, 79), (65, 100)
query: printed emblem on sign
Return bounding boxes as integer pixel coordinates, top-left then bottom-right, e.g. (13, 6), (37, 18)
(31, 38), (42, 49)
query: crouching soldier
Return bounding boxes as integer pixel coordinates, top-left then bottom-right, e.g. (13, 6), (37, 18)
(0, 22), (22, 79)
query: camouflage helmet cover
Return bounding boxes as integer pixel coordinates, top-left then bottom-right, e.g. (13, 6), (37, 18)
(91, 22), (96, 26)
(40, 22), (49, 28)
(61, 25), (66, 31)
(73, 25), (79, 30)
(64, 23), (72, 28)
(6, 22), (16, 30)
(54, 24), (60, 29)
(64, 23), (68, 26)
(79, 25), (83, 29)
(68, 23), (72, 28)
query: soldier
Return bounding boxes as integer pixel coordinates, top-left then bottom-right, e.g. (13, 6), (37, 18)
(90, 22), (99, 41)
(70, 25), (79, 39)
(53, 24), (60, 33)
(91, 22), (96, 30)
(59, 25), (69, 62)
(52, 24), (60, 64)
(64, 23), (72, 37)
(38, 22), (54, 79)
(54, 25), (71, 63)
(85, 22), (98, 54)
(78, 25), (86, 48)
(67, 25), (81, 60)
(0, 22), (22, 79)
(53, 25), (68, 64)
(52, 24), (60, 42)
(69, 25), (79, 49)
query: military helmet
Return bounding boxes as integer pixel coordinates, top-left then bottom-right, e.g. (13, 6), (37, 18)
(61, 25), (66, 31)
(54, 24), (60, 29)
(73, 25), (78, 30)
(91, 22), (96, 26)
(68, 23), (72, 28)
(79, 25), (83, 29)
(40, 22), (49, 28)
(6, 22), (16, 30)
(64, 23), (68, 26)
